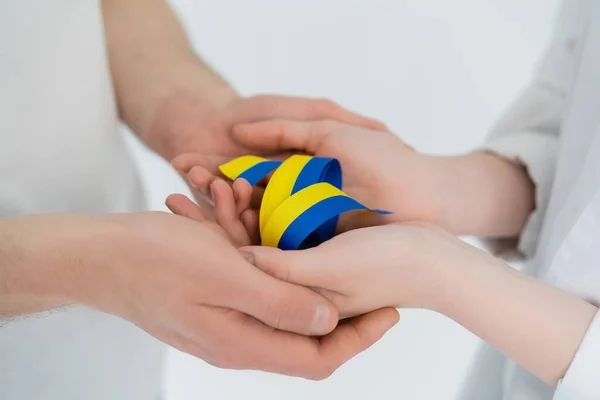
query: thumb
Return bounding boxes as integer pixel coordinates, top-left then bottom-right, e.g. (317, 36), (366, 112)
(231, 250), (339, 336)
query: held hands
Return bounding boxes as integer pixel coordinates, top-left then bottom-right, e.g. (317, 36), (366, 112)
(50, 212), (399, 379)
(172, 121), (445, 237)
(172, 117), (535, 238)
(158, 93), (387, 219)
(167, 193), (482, 320)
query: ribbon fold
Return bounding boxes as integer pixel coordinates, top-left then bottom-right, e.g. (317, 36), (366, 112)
(219, 155), (388, 250)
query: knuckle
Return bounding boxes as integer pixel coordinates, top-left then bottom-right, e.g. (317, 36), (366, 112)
(313, 120), (340, 136)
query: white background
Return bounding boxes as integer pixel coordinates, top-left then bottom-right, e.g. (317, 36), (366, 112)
(125, 1), (559, 399)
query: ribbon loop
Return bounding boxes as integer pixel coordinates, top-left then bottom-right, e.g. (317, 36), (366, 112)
(219, 155), (388, 250)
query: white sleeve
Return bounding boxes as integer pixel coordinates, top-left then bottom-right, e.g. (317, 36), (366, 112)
(553, 310), (600, 399)
(479, 0), (592, 258)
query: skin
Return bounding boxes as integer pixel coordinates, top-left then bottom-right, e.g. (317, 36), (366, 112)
(242, 225), (597, 388)
(171, 121), (597, 387)
(174, 120), (535, 241)
(0, 213), (399, 379)
(103, 0), (387, 217)
(1, 0), (400, 380)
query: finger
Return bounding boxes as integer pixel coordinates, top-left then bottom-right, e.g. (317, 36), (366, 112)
(232, 178), (253, 214)
(171, 153), (206, 174)
(232, 119), (338, 153)
(165, 194), (210, 223)
(208, 307), (399, 379)
(240, 209), (260, 245)
(219, 257), (339, 336)
(312, 308), (400, 377)
(231, 95), (389, 133)
(171, 153), (226, 177)
(211, 179), (252, 247)
(188, 165), (217, 195)
(193, 194), (217, 222)
(240, 245), (336, 289)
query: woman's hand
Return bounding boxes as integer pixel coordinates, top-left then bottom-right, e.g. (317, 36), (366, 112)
(238, 223), (474, 318)
(174, 120), (535, 238)
(240, 220), (598, 387)
(173, 121), (438, 236)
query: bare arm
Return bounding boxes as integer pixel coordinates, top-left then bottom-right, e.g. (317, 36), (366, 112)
(101, 0), (238, 158)
(245, 224), (597, 387)
(1, 213), (397, 379)
(0, 216), (78, 318)
(434, 239), (597, 386)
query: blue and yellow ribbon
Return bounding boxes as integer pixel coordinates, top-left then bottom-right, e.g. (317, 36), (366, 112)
(219, 155), (389, 250)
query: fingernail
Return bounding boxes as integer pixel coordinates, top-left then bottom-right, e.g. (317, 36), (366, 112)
(311, 304), (331, 335)
(240, 250), (254, 264)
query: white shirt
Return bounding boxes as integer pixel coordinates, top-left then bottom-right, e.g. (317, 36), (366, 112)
(461, 1), (600, 399)
(0, 1), (165, 399)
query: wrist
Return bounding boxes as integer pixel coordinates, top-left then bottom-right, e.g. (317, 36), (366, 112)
(428, 151), (535, 237)
(103, 0), (240, 154)
(122, 57), (240, 159)
(384, 224), (470, 312)
(420, 233), (499, 315)
(145, 71), (239, 160)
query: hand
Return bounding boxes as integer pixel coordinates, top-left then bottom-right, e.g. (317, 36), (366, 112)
(179, 119), (536, 237)
(166, 185), (257, 247)
(175, 120), (439, 236)
(9, 212), (399, 379)
(237, 223), (480, 318)
(166, 95), (388, 219)
(238, 220), (600, 388)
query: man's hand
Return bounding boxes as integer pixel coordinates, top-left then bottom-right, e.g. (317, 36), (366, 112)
(164, 94), (388, 217)
(101, 0), (388, 220)
(0, 213), (399, 379)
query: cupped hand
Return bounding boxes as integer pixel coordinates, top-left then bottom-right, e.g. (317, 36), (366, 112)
(166, 95), (388, 218)
(63, 211), (398, 379)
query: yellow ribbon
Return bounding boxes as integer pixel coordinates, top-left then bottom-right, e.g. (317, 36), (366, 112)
(219, 155), (387, 249)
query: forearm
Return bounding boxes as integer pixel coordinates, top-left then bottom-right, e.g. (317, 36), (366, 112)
(0, 216), (78, 318)
(101, 0), (238, 157)
(429, 151), (535, 238)
(433, 246), (597, 387)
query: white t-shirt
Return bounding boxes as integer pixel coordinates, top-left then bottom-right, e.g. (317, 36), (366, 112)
(0, 1), (165, 399)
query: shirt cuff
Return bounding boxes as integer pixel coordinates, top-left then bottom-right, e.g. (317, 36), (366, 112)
(478, 132), (558, 258)
(554, 310), (600, 399)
